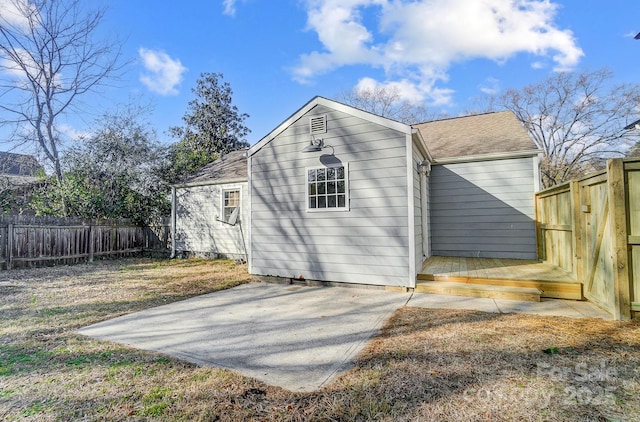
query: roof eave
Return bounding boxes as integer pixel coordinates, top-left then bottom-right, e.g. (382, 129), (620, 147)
(411, 128), (434, 163)
(172, 177), (248, 189)
(433, 149), (541, 165)
(624, 119), (640, 131)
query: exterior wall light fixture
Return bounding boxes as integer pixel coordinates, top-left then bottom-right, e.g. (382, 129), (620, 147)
(302, 137), (324, 153)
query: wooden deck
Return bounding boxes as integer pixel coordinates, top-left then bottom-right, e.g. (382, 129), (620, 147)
(417, 256), (583, 301)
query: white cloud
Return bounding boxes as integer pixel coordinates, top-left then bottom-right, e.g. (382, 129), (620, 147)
(355, 76), (452, 105)
(222, 0), (248, 17)
(0, 47), (65, 90)
(222, 0), (237, 16)
(294, 0), (583, 105)
(1, 48), (37, 79)
(138, 48), (187, 96)
(355, 77), (422, 103)
(479, 77), (501, 95)
(0, 0), (42, 83)
(0, 0), (35, 30)
(57, 123), (90, 141)
(294, 0), (385, 83)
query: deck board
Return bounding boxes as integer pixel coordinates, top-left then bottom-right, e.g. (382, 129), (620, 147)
(421, 256), (576, 282)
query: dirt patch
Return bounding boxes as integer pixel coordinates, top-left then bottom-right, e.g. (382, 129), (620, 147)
(1, 259), (639, 421)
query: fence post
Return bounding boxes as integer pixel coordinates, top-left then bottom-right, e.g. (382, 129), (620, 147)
(88, 223), (94, 263)
(142, 226), (148, 254)
(534, 192), (544, 261)
(608, 159), (631, 321)
(7, 224), (13, 270)
(570, 180), (583, 284)
(2, 225), (6, 270)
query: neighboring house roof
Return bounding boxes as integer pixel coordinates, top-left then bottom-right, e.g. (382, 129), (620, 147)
(412, 111), (539, 162)
(174, 149), (248, 187)
(0, 152), (43, 187)
(624, 118), (640, 131)
(0, 152), (42, 176)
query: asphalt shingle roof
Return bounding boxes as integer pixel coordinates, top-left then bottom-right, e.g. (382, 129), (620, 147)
(412, 111), (537, 160)
(0, 152), (42, 176)
(177, 149), (247, 186)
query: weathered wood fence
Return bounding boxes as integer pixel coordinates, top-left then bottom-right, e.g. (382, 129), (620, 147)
(535, 158), (639, 320)
(0, 216), (170, 270)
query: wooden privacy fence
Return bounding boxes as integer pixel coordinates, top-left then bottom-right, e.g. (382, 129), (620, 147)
(535, 158), (639, 320)
(0, 216), (170, 270)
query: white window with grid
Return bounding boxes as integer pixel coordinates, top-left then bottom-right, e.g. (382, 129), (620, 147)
(306, 164), (349, 211)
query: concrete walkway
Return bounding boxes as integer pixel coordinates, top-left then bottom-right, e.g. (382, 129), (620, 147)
(409, 292), (613, 320)
(77, 282), (612, 392)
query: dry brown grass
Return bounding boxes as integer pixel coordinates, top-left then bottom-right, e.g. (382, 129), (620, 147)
(1, 259), (639, 421)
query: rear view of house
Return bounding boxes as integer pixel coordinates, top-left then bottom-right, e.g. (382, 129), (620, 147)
(246, 96), (540, 288)
(172, 96), (541, 290)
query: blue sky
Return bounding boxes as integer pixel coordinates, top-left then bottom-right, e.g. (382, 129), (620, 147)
(4, 0), (640, 148)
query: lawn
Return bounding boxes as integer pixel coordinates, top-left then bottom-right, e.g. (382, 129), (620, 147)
(1, 258), (639, 421)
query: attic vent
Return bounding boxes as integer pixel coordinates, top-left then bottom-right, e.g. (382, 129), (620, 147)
(310, 115), (327, 134)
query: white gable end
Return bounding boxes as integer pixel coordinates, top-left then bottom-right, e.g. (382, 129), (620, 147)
(248, 96), (412, 156)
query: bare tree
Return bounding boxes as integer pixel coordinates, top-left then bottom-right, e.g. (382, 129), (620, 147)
(31, 105), (168, 223)
(337, 84), (432, 124)
(491, 69), (640, 188)
(0, 0), (123, 181)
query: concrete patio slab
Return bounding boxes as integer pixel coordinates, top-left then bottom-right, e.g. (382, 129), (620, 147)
(78, 283), (613, 393)
(77, 282), (411, 392)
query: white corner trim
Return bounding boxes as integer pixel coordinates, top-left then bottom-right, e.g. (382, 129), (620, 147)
(247, 155), (253, 273)
(533, 154), (542, 193)
(406, 133), (417, 289)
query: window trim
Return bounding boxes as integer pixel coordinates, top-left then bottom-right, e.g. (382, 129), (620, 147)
(305, 163), (350, 212)
(220, 185), (242, 225)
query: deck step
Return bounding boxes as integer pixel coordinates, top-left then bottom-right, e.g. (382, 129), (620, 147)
(417, 274), (583, 300)
(415, 280), (542, 302)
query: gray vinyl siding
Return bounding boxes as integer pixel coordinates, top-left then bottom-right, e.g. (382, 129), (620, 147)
(250, 104), (411, 286)
(430, 157), (537, 259)
(174, 182), (248, 259)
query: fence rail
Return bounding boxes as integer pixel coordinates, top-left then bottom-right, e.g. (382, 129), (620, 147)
(535, 158), (639, 320)
(0, 216), (170, 270)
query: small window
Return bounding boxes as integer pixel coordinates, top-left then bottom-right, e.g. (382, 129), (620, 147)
(307, 165), (348, 211)
(222, 189), (240, 223)
(309, 115), (327, 134)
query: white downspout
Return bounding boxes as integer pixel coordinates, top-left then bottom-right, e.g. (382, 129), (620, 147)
(420, 161), (432, 259)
